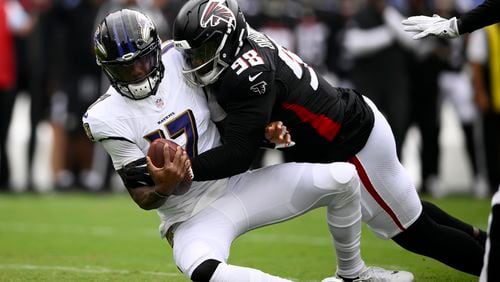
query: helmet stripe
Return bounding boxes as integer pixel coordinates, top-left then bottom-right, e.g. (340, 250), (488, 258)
(111, 20), (124, 57)
(120, 14), (136, 53)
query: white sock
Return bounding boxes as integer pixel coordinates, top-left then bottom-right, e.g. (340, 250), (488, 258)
(209, 262), (292, 282)
(327, 183), (365, 278)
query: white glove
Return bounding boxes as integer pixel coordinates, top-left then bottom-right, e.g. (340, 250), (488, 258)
(402, 14), (459, 39)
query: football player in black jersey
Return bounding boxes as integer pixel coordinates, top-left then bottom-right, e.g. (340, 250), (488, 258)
(173, 0), (487, 280)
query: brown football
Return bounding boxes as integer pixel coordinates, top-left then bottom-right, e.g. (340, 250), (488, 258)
(147, 138), (178, 167)
(147, 138), (193, 195)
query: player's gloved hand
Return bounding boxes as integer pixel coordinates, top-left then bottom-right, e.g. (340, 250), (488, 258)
(146, 145), (191, 196)
(265, 121), (295, 149)
(402, 14), (459, 39)
(118, 157), (155, 188)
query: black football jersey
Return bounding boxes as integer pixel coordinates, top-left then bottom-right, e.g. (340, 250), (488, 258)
(190, 29), (374, 180)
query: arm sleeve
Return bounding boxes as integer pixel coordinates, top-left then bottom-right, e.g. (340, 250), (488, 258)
(190, 71), (276, 181)
(458, 0), (500, 34)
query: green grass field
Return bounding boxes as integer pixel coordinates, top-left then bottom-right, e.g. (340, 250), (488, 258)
(0, 193), (490, 281)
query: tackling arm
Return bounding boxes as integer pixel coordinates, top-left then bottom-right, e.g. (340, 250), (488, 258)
(190, 71), (276, 181)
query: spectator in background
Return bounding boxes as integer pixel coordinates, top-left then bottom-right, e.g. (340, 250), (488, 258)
(404, 0), (448, 196)
(21, 0), (53, 191)
(321, 0), (361, 87)
(50, 0), (104, 191)
(438, 33), (489, 198)
(436, 0), (489, 198)
(0, 0), (17, 190)
(343, 0), (410, 157)
(294, 5), (329, 71)
(0, 0), (34, 190)
(467, 23), (500, 197)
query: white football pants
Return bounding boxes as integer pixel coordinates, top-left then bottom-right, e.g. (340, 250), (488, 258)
(170, 162), (364, 281)
(353, 97), (422, 239)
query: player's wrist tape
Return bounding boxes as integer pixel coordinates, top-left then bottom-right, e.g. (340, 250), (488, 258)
(154, 190), (170, 198)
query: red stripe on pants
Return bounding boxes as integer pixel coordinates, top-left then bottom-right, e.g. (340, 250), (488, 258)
(349, 156), (406, 231)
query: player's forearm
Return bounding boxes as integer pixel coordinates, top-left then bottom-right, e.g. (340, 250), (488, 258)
(458, 0), (500, 34)
(191, 109), (267, 180)
(191, 143), (256, 181)
(127, 186), (167, 210)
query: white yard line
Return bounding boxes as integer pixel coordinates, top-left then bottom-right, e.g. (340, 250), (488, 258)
(0, 263), (182, 277)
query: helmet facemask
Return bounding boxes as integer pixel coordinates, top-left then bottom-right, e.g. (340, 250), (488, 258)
(179, 32), (230, 87)
(99, 41), (164, 100)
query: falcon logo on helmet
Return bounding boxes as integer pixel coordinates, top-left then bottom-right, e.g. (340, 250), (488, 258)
(200, 0), (236, 29)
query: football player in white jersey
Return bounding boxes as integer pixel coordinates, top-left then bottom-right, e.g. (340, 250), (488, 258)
(83, 9), (413, 282)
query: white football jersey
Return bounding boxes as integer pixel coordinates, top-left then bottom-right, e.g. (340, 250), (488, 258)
(82, 42), (228, 232)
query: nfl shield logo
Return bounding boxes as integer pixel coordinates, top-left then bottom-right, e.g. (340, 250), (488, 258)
(155, 98), (164, 108)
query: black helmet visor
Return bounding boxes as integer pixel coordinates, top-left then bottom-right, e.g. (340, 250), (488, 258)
(103, 47), (159, 83)
(184, 33), (223, 74)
